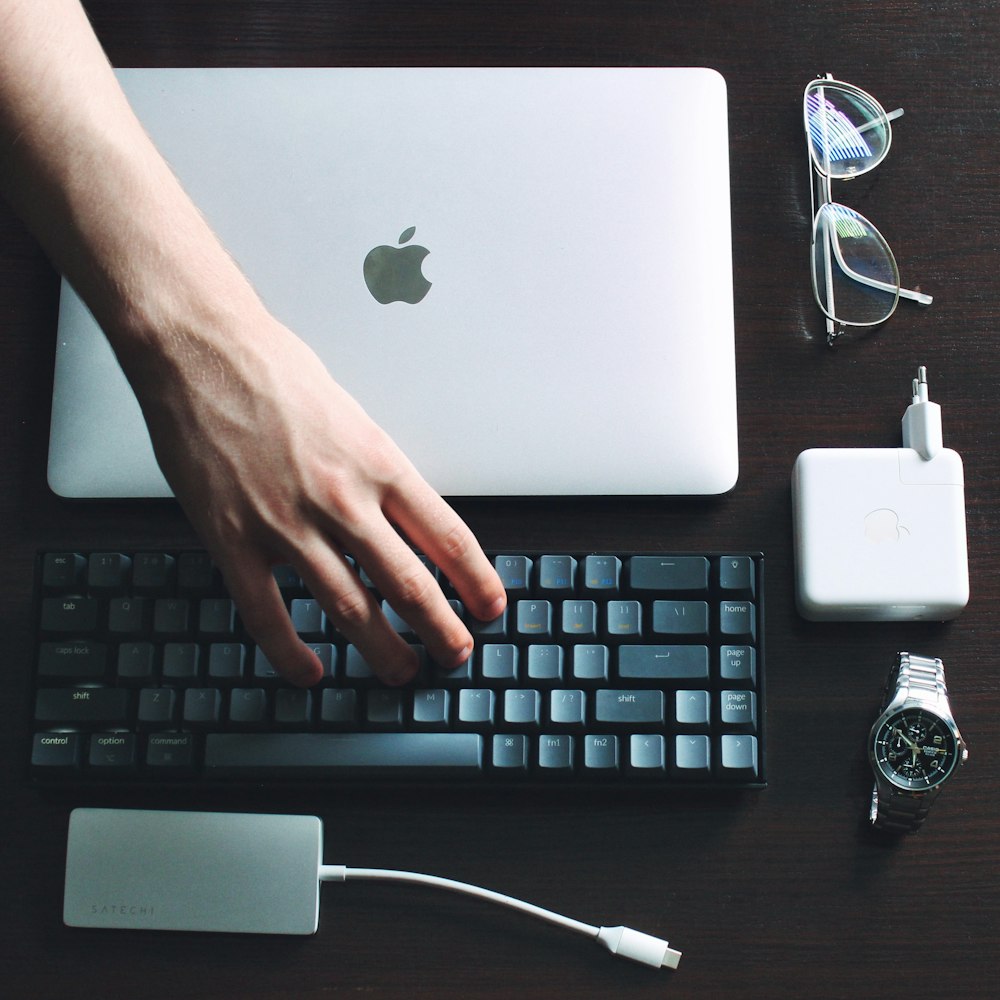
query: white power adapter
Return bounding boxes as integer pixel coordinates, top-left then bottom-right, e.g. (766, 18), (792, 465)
(792, 367), (969, 621)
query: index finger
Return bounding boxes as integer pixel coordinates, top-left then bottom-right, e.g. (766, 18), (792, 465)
(383, 475), (506, 623)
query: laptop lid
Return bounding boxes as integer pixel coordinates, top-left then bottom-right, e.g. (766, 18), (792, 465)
(48, 67), (738, 498)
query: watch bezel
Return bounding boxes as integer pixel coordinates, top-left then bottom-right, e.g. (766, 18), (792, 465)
(869, 706), (961, 792)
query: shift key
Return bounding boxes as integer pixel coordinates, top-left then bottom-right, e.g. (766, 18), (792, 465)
(34, 687), (130, 725)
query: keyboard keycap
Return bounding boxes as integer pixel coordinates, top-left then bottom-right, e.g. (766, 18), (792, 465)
(629, 556), (708, 592)
(204, 732), (484, 775)
(31, 732), (82, 770)
(629, 734), (666, 772)
(719, 555), (756, 597)
(183, 688), (222, 727)
(494, 556), (531, 593)
(618, 645), (709, 680)
(516, 600), (553, 639)
(676, 690), (711, 726)
(652, 601), (709, 636)
(41, 553), (85, 592)
(137, 688), (177, 728)
(41, 597), (98, 634)
(721, 645), (756, 683)
(320, 688), (358, 728)
(561, 601), (598, 639)
(720, 601), (757, 642)
(538, 733), (574, 772)
(504, 689), (541, 727)
(492, 734), (528, 770)
(674, 735), (711, 776)
(549, 689), (586, 726)
(133, 553), (176, 593)
(721, 690), (757, 730)
(38, 640), (107, 679)
(88, 732), (137, 770)
(412, 689), (449, 727)
(571, 644), (609, 682)
(145, 732), (198, 769)
(606, 600), (642, 637)
(537, 555), (577, 596)
(276, 688), (314, 727)
(583, 734), (619, 771)
(721, 735), (759, 780)
(594, 690), (664, 725)
(87, 552), (131, 592)
(35, 687), (130, 726)
(583, 555), (621, 592)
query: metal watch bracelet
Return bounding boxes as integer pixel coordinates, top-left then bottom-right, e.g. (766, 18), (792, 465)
(870, 653), (953, 834)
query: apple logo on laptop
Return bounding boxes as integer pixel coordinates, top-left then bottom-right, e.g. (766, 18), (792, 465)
(363, 227), (432, 304)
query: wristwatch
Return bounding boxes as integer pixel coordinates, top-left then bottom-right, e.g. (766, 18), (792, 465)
(868, 652), (969, 834)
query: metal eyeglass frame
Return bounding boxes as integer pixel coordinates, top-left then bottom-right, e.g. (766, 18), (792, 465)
(805, 74), (932, 345)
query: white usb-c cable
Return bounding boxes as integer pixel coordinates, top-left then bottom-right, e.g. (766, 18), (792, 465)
(318, 864), (681, 970)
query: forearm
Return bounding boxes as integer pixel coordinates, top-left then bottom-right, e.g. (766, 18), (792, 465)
(0, 1), (507, 688)
(0, 0), (261, 375)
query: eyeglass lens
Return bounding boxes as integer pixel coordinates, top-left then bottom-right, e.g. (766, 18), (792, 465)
(805, 82), (890, 178)
(812, 203), (899, 327)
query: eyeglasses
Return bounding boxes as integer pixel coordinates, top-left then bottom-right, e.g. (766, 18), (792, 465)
(804, 74), (932, 345)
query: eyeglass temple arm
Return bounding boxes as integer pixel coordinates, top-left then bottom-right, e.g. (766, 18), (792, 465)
(827, 229), (933, 306)
(810, 144), (933, 313)
(856, 107), (905, 134)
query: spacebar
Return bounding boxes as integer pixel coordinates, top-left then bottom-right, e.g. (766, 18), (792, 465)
(204, 733), (484, 776)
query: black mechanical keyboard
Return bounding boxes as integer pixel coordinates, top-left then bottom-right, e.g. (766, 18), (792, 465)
(29, 550), (765, 789)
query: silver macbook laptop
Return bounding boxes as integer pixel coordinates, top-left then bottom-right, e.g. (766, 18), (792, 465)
(48, 67), (738, 498)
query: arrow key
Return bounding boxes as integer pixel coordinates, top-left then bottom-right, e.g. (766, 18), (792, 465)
(629, 734), (666, 773)
(675, 690), (711, 726)
(721, 734), (759, 780)
(673, 735), (711, 778)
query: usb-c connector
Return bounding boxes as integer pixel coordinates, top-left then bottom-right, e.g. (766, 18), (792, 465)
(596, 924), (683, 969)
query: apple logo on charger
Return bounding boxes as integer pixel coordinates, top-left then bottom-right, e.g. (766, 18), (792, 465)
(864, 508), (910, 544)
(363, 227), (432, 304)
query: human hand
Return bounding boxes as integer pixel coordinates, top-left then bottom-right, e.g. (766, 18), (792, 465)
(0, 2), (507, 687)
(126, 304), (507, 687)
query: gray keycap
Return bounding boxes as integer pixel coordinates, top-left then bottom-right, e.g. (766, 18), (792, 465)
(204, 732), (483, 775)
(676, 690), (711, 725)
(619, 645), (709, 679)
(721, 735), (759, 779)
(720, 601), (756, 642)
(538, 734), (574, 771)
(674, 734), (711, 775)
(629, 734), (666, 771)
(652, 601), (709, 636)
(549, 689), (586, 726)
(595, 690), (664, 725)
(629, 556), (708, 592)
(719, 556), (755, 597)
(721, 690), (757, 730)
(583, 734), (619, 770)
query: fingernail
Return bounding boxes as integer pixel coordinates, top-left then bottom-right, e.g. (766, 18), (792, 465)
(483, 595), (507, 620)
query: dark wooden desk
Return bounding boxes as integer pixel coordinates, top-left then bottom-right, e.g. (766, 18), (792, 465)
(2, 2), (998, 997)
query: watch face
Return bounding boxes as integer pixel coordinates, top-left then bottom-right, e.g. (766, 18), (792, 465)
(871, 709), (960, 791)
